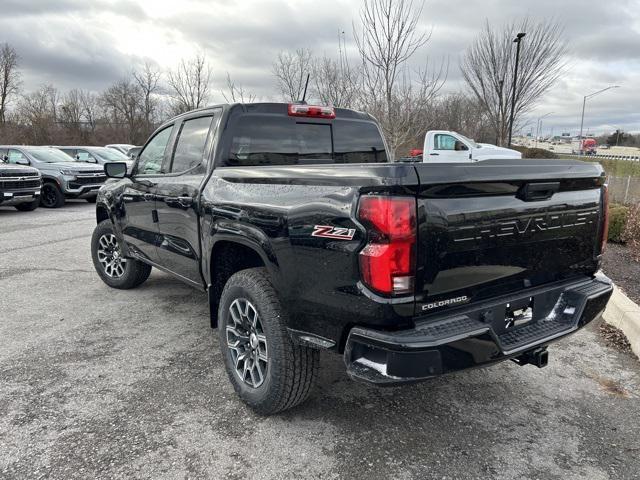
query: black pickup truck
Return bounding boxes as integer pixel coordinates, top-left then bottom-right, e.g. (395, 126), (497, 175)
(92, 103), (613, 414)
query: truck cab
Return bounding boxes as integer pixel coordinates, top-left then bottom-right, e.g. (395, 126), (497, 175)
(422, 130), (522, 163)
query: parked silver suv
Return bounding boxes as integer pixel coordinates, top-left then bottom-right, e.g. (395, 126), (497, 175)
(0, 146), (107, 208)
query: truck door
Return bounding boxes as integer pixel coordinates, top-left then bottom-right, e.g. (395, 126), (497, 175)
(154, 109), (221, 286)
(427, 133), (471, 163)
(119, 124), (175, 263)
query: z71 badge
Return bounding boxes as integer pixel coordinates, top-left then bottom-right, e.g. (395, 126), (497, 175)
(311, 225), (356, 240)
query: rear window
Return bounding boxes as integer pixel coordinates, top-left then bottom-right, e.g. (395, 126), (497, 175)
(226, 116), (387, 166)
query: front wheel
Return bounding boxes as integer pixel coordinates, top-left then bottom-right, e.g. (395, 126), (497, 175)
(40, 183), (65, 208)
(218, 268), (319, 415)
(91, 220), (152, 289)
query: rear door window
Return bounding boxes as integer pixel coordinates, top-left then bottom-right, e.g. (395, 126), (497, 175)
(170, 115), (213, 173)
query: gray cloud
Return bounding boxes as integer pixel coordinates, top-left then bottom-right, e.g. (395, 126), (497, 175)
(0, 0), (637, 134)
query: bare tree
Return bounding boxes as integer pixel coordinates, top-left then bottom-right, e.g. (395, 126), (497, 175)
(272, 48), (313, 102)
(133, 61), (162, 130)
(221, 72), (256, 103)
(354, 0), (445, 156)
(101, 78), (143, 143)
(0, 43), (21, 124)
(80, 90), (101, 136)
(461, 19), (567, 146)
(167, 54), (212, 114)
(312, 54), (360, 108)
(17, 84), (59, 144)
(431, 92), (493, 143)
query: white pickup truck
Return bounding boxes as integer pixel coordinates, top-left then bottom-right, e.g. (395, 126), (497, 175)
(419, 130), (522, 162)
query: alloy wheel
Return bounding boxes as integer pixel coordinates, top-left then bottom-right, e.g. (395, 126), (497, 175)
(226, 298), (269, 388)
(97, 234), (127, 278)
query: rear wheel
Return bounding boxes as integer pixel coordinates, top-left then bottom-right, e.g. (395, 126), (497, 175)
(218, 267), (319, 415)
(91, 220), (152, 289)
(40, 183), (65, 208)
(15, 199), (39, 211)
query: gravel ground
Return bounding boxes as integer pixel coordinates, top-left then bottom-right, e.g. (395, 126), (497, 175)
(602, 243), (640, 305)
(1, 202), (640, 480)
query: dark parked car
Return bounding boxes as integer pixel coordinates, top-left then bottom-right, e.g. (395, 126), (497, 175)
(92, 103), (613, 414)
(55, 146), (133, 168)
(0, 146), (107, 208)
(0, 157), (42, 211)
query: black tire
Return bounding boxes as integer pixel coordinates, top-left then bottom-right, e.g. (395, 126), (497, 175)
(40, 183), (65, 208)
(91, 219), (152, 289)
(86, 197), (97, 203)
(14, 199), (39, 211)
(218, 268), (319, 415)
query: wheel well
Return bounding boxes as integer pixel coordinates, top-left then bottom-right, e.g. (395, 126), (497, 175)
(96, 205), (109, 224)
(208, 241), (265, 328)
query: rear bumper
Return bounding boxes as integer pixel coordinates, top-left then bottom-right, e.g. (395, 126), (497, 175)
(343, 275), (613, 385)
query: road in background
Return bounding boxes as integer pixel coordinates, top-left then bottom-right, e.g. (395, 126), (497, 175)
(1, 203), (639, 479)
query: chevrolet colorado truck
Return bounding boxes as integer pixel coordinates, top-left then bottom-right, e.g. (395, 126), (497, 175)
(0, 159), (42, 211)
(92, 103), (613, 414)
(0, 146), (107, 207)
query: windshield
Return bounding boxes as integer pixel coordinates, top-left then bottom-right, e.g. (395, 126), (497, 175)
(457, 133), (480, 148)
(94, 148), (129, 161)
(27, 147), (79, 163)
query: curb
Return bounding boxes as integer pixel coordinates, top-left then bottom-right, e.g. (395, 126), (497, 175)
(602, 285), (640, 359)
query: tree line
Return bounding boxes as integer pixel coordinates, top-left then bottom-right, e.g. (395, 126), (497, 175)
(0, 0), (566, 157)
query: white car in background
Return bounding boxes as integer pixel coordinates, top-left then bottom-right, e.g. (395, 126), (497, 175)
(105, 144), (136, 155)
(421, 130), (522, 162)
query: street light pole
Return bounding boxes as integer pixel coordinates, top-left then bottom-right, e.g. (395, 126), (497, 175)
(578, 85), (620, 156)
(535, 112), (553, 149)
(508, 33), (526, 147)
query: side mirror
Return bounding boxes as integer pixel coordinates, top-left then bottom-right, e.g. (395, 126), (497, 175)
(105, 162), (128, 179)
(16, 158), (30, 166)
(2, 155), (8, 162)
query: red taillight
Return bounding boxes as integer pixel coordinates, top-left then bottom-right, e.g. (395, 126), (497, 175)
(601, 184), (609, 253)
(409, 149), (423, 157)
(288, 103), (336, 119)
(357, 196), (416, 295)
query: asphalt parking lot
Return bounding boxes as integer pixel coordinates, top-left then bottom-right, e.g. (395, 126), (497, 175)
(1, 202), (640, 479)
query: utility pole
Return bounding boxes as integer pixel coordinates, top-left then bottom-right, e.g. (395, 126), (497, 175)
(508, 32), (526, 147)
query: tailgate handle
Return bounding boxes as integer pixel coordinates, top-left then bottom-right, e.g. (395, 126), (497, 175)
(518, 182), (560, 201)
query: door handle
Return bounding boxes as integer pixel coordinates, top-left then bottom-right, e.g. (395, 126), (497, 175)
(429, 152), (439, 156)
(177, 196), (193, 208)
(164, 196), (193, 208)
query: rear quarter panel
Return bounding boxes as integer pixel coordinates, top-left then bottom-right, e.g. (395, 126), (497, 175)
(200, 163), (420, 346)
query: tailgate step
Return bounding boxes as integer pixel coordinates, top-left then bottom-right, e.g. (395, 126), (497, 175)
(498, 319), (572, 353)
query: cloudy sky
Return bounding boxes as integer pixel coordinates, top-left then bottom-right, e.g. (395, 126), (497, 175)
(2, 0), (638, 135)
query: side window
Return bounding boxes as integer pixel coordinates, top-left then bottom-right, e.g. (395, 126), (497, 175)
(170, 116), (213, 173)
(136, 126), (173, 175)
(76, 150), (94, 162)
(434, 134), (458, 151)
(7, 149), (26, 164)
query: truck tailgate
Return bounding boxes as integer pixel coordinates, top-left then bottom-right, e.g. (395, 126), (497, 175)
(412, 159), (606, 315)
